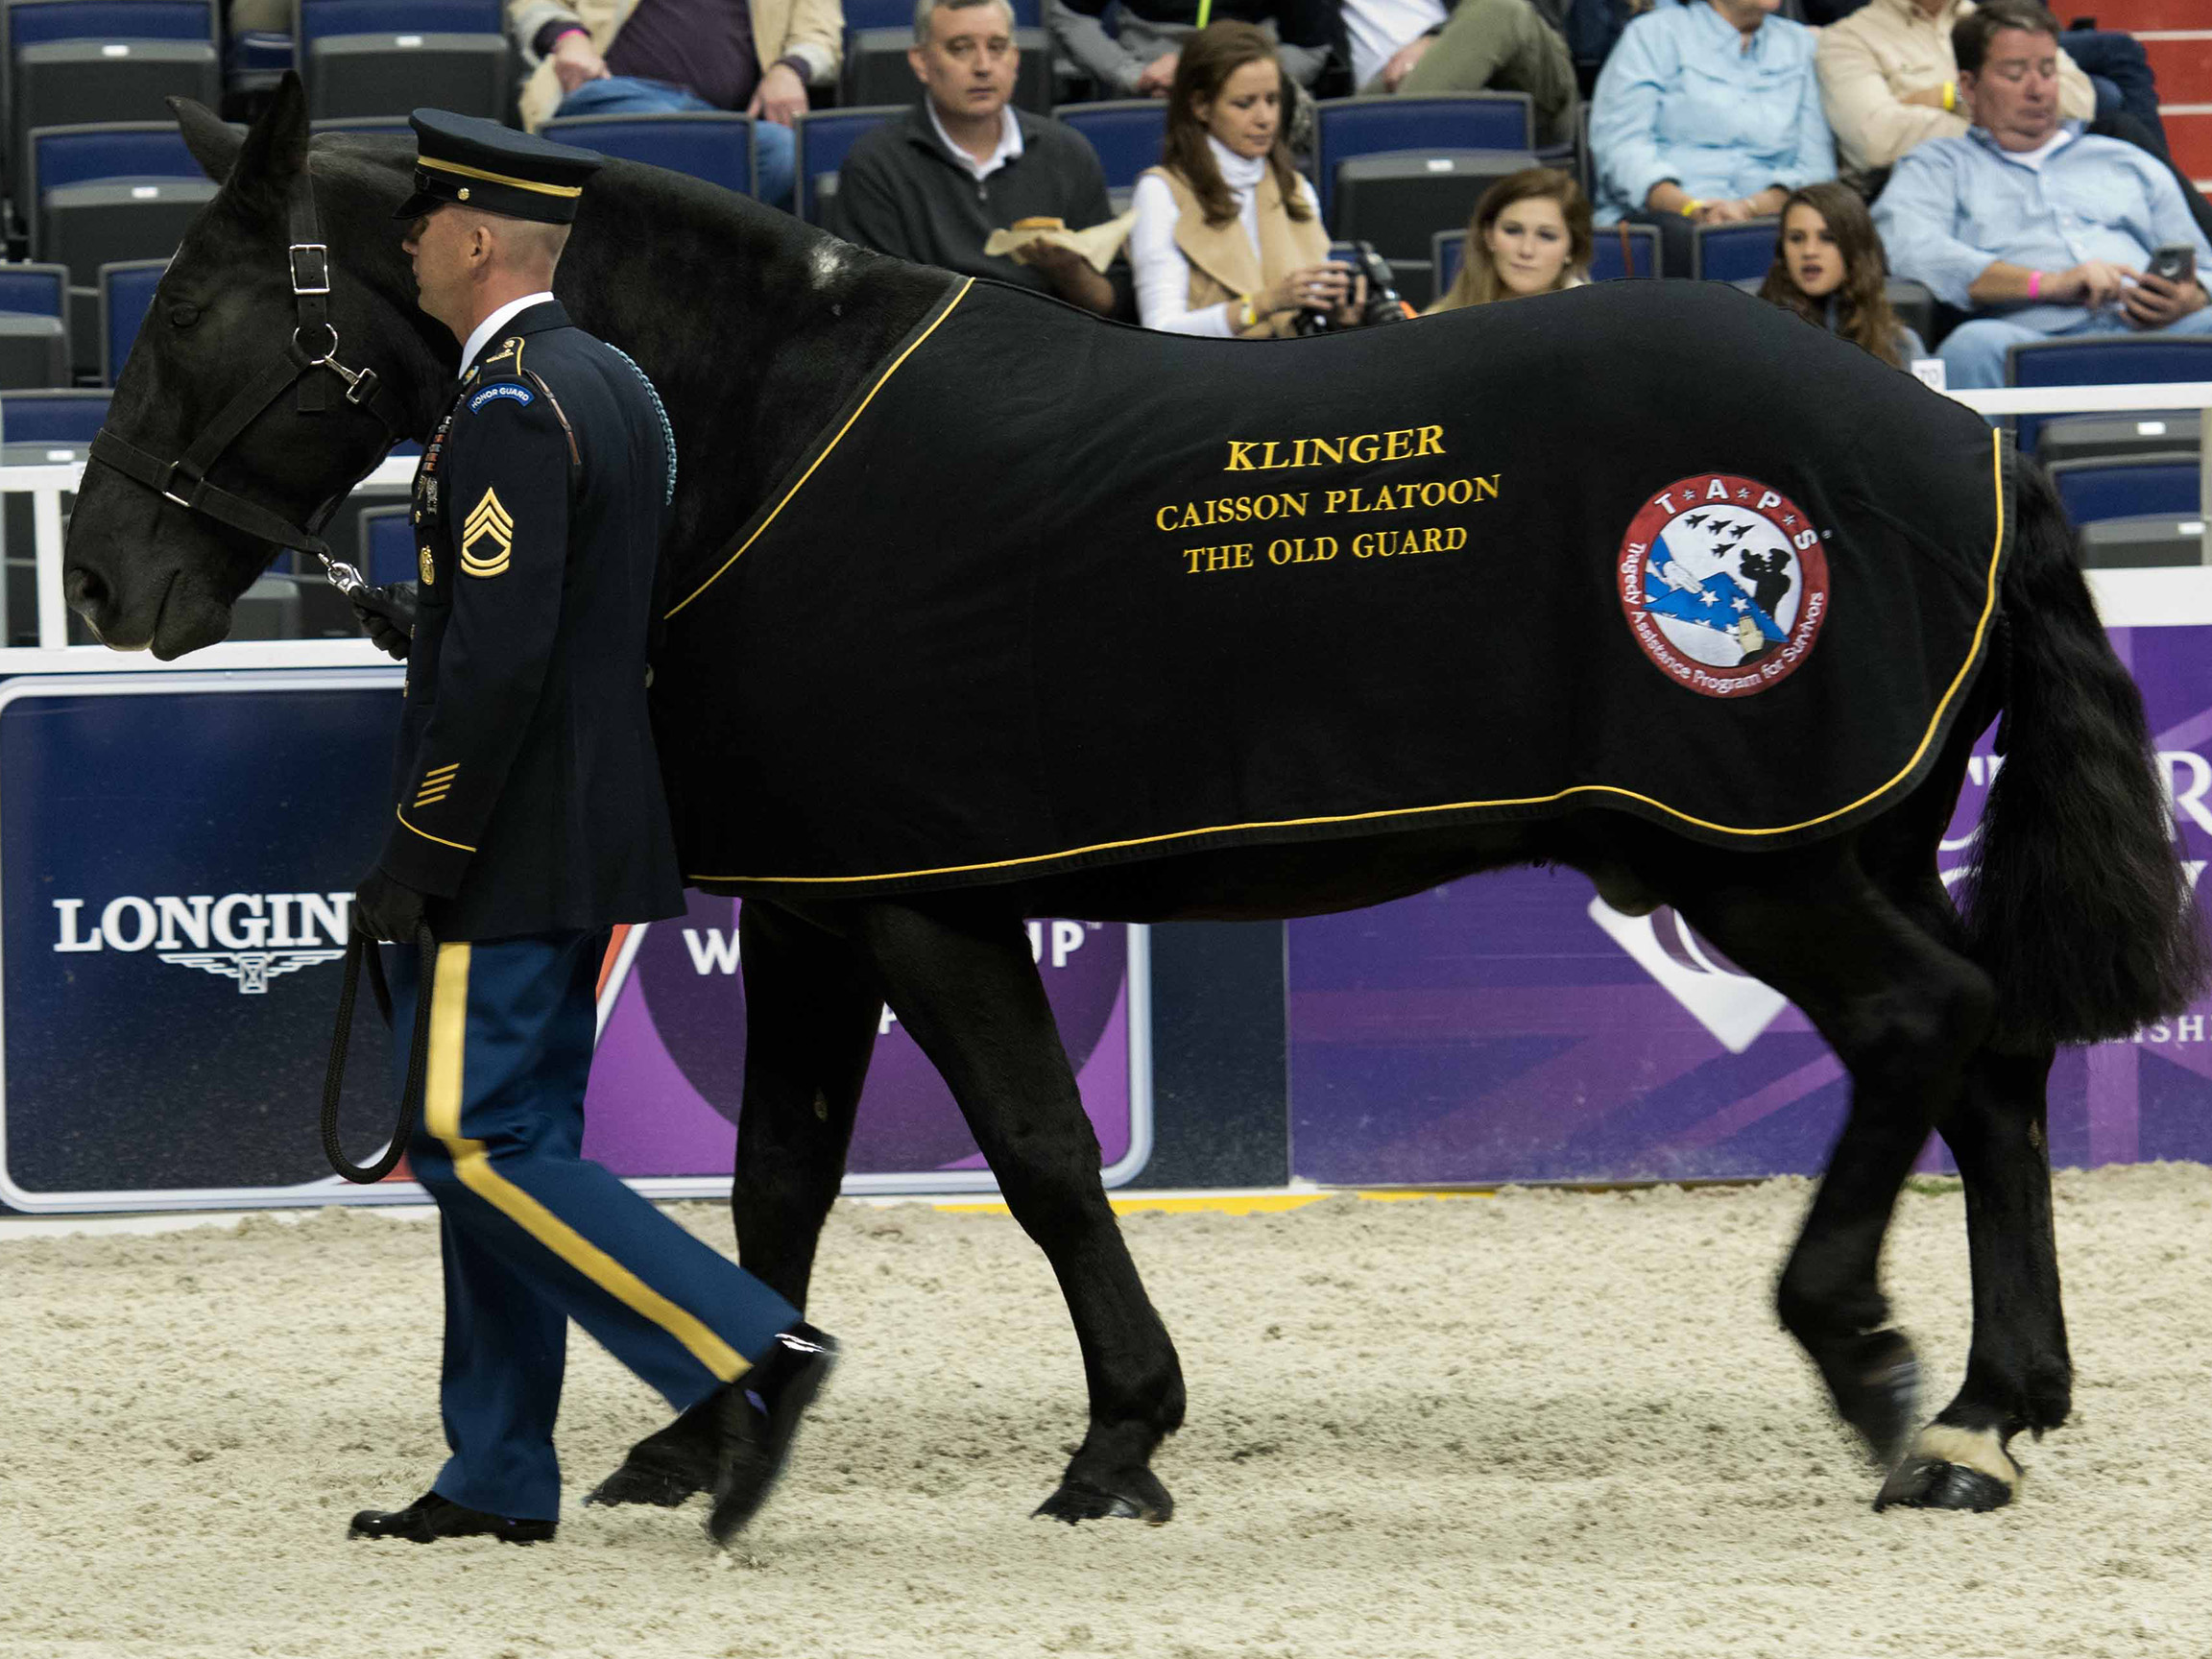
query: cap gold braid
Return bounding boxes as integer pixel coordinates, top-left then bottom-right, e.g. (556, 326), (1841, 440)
(416, 155), (585, 198)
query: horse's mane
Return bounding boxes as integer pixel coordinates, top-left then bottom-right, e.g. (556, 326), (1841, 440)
(307, 130), (959, 590)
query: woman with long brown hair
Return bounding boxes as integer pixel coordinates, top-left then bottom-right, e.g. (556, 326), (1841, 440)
(1127, 21), (1366, 336)
(1427, 166), (1592, 313)
(1757, 181), (1926, 369)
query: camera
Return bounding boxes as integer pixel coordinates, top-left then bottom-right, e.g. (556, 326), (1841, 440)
(1291, 242), (1410, 336)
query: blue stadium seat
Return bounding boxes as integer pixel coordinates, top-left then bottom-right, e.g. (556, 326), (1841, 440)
(0, 385), (108, 446)
(1054, 99), (1166, 193)
(310, 113), (411, 136)
(357, 502), (419, 588)
(1430, 221), (1656, 292)
(7, 0), (219, 204)
(30, 122), (214, 291)
(1313, 94), (1534, 221)
(794, 104), (902, 226)
(2049, 454), (2201, 527)
(543, 110), (756, 197)
(0, 261), (67, 319)
(31, 121), (197, 192)
(2006, 335), (2212, 454)
(296, 0), (507, 120)
(1691, 219), (1778, 283)
(98, 256), (164, 385)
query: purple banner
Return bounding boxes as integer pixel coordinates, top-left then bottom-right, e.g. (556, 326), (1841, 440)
(1287, 626), (2212, 1185)
(579, 892), (1147, 1191)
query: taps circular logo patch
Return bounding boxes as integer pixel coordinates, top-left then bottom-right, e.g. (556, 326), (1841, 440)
(1618, 473), (1830, 698)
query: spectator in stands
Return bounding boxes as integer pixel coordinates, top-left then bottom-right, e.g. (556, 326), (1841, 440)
(1815, 0), (2093, 190)
(1427, 166), (1590, 311)
(1757, 181), (1925, 365)
(1046, 0), (1333, 96)
(837, 0), (1122, 315)
(1874, 0), (2212, 389)
(1342, 0), (1577, 147)
(1589, 0), (1834, 277)
(507, 0), (839, 207)
(1128, 22), (1365, 334)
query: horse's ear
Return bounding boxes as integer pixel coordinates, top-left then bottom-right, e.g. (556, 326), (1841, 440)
(225, 71), (311, 206)
(172, 96), (239, 184)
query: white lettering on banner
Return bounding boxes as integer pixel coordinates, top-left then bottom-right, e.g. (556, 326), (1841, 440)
(1026, 919), (1101, 969)
(2167, 752), (2212, 837)
(2136, 1012), (2211, 1044)
(683, 928), (741, 974)
(52, 891), (352, 994)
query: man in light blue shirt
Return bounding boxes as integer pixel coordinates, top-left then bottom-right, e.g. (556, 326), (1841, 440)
(1590, 0), (1835, 276)
(1873, 0), (2212, 389)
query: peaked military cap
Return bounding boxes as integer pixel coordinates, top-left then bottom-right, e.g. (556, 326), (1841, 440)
(395, 108), (606, 225)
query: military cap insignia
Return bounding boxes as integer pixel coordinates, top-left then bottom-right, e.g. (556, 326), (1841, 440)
(462, 487), (514, 577)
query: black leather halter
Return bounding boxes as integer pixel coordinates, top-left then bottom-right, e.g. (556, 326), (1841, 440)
(86, 167), (415, 562)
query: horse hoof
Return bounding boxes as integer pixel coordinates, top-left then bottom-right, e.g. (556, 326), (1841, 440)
(582, 1462), (704, 1508)
(1032, 1471), (1174, 1526)
(1832, 1331), (1922, 1468)
(1873, 1425), (2020, 1513)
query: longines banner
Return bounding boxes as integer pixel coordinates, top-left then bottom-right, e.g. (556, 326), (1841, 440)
(1286, 624), (2212, 1185)
(0, 673), (1149, 1214)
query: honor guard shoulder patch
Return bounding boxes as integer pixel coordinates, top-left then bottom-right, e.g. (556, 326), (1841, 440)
(468, 382), (535, 413)
(462, 487), (514, 577)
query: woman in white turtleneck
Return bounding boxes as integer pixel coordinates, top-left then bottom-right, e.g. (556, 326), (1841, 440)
(1128, 21), (1367, 338)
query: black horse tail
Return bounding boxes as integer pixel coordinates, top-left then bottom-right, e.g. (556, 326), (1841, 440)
(1960, 460), (2210, 1048)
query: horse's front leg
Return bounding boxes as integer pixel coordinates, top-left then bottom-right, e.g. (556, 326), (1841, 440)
(586, 898), (883, 1509)
(857, 899), (1186, 1524)
(1875, 1044), (2070, 1512)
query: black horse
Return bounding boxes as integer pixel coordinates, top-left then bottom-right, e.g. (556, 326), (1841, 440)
(65, 80), (2204, 1524)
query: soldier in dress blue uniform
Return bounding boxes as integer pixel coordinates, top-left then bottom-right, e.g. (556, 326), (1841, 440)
(346, 109), (832, 1549)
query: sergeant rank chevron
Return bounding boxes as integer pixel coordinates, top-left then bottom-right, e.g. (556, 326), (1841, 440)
(462, 487), (514, 576)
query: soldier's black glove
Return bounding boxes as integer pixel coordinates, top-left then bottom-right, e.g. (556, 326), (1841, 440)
(352, 867), (429, 945)
(350, 582), (418, 661)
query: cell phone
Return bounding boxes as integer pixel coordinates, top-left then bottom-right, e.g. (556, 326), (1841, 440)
(2149, 243), (2197, 286)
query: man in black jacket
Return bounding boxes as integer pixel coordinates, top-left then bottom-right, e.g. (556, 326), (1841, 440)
(839, 0), (1123, 314)
(345, 109), (833, 1551)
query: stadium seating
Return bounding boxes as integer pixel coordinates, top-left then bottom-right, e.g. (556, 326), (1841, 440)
(2006, 335), (2212, 454)
(1430, 220), (1657, 292)
(98, 255), (163, 384)
(2038, 411), (2202, 467)
(2080, 513), (2208, 568)
(295, 0), (507, 121)
(2049, 453), (2202, 527)
(28, 120), (214, 364)
(1313, 94), (1534, 221)
(0, 258), (69, 380)
(356, 500), (419, 587)
(793, 103), (902, 227)
(840, 25), (1047, 109)
(1689, 219), (1778, 283)
(309, 113), (411, 137)
(543, 110), (756, 197)
(6, 0), (219, 204)
(1331, 149), (1537, 267)
(1053, 99), (1165, 195)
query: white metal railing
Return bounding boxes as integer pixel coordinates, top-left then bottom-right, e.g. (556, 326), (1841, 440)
(0, 386), (2207, 663)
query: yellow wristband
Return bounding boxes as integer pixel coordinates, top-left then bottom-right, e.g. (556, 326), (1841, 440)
(1678, 198), (1703, 218)
(1941, 79), (1956, 111)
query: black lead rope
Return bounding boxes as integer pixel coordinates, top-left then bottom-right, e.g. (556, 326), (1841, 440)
(321, 923), (439, 1183)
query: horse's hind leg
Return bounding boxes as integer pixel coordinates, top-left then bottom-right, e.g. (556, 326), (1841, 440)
(1875, 1042), (2069, 1512)
(854, 899), (1185, 1524)
(1669, 847), (1995, 1482)
(587, 898), (883, 1509)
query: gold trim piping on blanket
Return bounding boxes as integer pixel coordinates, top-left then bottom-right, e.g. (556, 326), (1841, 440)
(664, 278), (976, 619)
(687, 431), (2010, 884)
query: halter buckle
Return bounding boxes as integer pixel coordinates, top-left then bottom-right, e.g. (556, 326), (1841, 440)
(289, 243), (331, 296)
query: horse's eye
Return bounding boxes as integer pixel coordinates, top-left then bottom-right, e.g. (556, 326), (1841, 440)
(169, 303), (201, 329)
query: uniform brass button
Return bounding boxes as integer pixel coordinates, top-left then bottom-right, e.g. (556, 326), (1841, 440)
(458, 186), (470, 201)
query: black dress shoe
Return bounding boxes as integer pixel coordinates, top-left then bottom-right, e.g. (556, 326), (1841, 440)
(708, 1321), (837, 1545)
(348, 1490), (555, 1545)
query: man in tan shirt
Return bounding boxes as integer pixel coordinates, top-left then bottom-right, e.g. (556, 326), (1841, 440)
(1815, 0), (2091, 184)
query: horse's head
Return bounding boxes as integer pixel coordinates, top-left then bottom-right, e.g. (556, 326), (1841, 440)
(65, 74), (439, 658)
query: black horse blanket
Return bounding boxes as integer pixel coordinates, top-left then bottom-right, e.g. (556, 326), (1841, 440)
(658, 278), (2009, 894)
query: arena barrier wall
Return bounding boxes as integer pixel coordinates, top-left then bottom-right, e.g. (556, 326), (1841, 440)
(0, 382), (2204, 1211)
